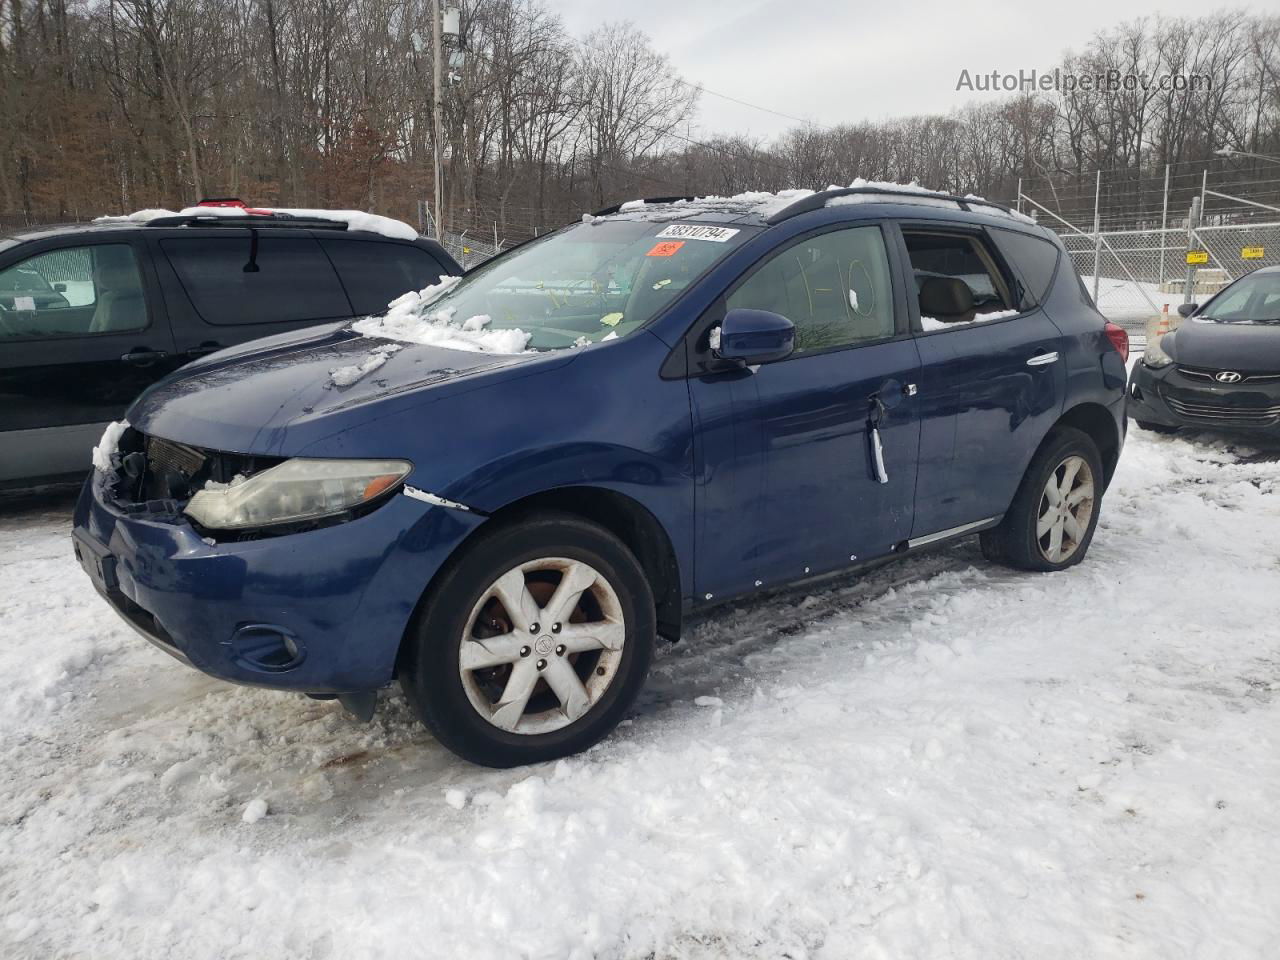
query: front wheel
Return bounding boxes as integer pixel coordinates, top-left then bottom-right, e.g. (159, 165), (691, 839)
(399, 513), (655, 767)
(980, 427), (1104, 572)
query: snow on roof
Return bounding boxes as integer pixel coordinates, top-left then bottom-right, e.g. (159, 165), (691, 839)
(93, 205), (419, 240)
(596, 188), (818, 223)
(604, 179), (1037, 226)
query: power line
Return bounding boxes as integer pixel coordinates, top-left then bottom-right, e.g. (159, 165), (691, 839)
(678, 79), (817, 128)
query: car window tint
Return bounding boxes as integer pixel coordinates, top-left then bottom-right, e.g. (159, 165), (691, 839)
(990, 228), (1060, 305)
(902, 232), (1014, 328)
(726, 225), (895, 354)
(0, 243), (146, 340)
(161, 236), (350, 325)
(320, 239), (448, 315)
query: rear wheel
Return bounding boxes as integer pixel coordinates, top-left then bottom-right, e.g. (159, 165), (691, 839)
(399, 513), (655, 767)
(980, 427), (1104, 572)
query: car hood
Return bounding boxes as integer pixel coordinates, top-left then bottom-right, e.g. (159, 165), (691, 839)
(1167, 318), (1280, 371)
(129, 322), (542, 455)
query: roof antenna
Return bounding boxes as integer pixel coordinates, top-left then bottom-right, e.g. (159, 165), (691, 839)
(243, 228), (260, 273)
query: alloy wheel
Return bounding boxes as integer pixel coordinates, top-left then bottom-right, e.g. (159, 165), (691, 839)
(458, 557), (626, 735)
(1036, 454), (1096, 564)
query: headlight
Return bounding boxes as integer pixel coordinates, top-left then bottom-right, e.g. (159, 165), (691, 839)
(1143, 333), (1173, 369)
(184, 458), (412, 531)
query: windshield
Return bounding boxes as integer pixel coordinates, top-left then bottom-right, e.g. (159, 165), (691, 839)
(1198, 271), (1280, 324)
(364, 220), (754, 352)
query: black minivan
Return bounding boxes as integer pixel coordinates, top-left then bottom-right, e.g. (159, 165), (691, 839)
(0, 206), (460, 494)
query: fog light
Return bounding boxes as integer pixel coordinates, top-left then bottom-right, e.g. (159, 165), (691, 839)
(229, 623), (305, 672)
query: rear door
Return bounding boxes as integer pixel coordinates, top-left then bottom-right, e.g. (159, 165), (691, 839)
(897, 223), (1066, 537)
(150, 229), (354, 359)
(688, 222), (922, 599)
(0, 238), (176, 485)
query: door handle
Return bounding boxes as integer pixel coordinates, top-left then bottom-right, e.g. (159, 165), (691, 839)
(869, 426), (889, 484)
(1026, 351), (1059, 367)
(866, 390), (892, 485)
(120, 348), (170, 366)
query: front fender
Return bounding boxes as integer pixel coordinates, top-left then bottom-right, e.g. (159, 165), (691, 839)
(298, 330), (697, 595)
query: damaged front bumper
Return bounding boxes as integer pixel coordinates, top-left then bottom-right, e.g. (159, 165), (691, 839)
(71, 452), (486, 696)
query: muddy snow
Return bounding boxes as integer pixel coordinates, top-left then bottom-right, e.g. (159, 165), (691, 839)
(1, 428), (1278, 958)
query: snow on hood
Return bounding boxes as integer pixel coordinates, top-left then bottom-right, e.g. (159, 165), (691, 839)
(93, 205), (418, 240)
(328, 343), (402, 387)
(351, 276), (532, 354)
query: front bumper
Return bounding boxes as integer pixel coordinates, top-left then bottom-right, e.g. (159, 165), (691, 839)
(71, 470), (486, 693)
(1127, 362), (1280, 434)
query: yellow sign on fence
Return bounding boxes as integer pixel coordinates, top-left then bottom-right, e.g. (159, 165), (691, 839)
(1242, 246), (1265, 260)
(1186, 250), (1209, 265)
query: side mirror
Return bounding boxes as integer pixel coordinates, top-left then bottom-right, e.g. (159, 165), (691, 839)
(711, 308), (795, 365)
(1177, 302), (1198, 318)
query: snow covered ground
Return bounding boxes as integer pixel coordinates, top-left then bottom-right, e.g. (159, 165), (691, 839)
(2, 428), (1279, 959)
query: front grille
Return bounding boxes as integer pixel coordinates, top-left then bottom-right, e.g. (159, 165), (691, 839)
(1162, 392), (1280, 426)
(1177, 366), (1280, 384)
(146, 436), (206, 478)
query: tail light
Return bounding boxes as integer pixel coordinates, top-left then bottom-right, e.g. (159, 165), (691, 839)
(1104, 321), (1129, 362)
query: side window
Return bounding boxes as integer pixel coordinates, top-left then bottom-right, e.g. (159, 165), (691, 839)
(0, 244), (146, 339)
(161, 236), (350, 326)
(989, 228), (1061, 305)
(726, 225), (895, 354)
(902, 232), (1015, 330)
(320, 239), (448, 315)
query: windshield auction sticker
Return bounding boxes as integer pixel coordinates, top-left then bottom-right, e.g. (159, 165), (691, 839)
(655, 224), (740, 243)
(646, 241), (685, 257)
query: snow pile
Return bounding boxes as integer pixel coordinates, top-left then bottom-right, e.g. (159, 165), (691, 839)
(240, 798), (269, 824)
(3, 414), (1280, 958)
(920, 308), (1021, 331)
(328, 343), (401, 387)
(91, 420), (129, 472)
(352, 277), (530, 354)
(94, 205), (418, 240)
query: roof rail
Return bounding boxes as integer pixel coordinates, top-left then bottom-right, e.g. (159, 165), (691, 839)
(142, 213), (349, 231)
(591, 196), (700, 217)
(766, 187), (1018, 224)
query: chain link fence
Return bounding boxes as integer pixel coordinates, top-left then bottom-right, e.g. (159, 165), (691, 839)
(434, 230), (507, 271)
(1055, 222), (1280, 329)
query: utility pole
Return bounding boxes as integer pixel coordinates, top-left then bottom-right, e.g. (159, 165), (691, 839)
(432, 0), (445, 239)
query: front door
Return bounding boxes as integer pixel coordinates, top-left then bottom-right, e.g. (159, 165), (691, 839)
(689, 223), (922, 600)
(0, 240), (176, 486)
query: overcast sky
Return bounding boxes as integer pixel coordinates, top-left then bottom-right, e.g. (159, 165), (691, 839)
(553, 0), (1255, 140)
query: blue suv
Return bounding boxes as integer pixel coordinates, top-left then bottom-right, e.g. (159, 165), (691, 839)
(73, 187), (1130, 767)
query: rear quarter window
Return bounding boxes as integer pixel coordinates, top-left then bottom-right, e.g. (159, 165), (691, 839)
(319, 238), (449, 315)
(990, 228), (1061, 305)
(161, 236), (351, 325)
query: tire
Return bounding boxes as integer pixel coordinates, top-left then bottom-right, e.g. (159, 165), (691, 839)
(1136, 420), (1179, 434)
(979, 426), (1105, 572)
(399, 512), (655, 767)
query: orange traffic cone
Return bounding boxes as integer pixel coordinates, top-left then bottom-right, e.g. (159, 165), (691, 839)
(1156, 303), (1171, 335)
